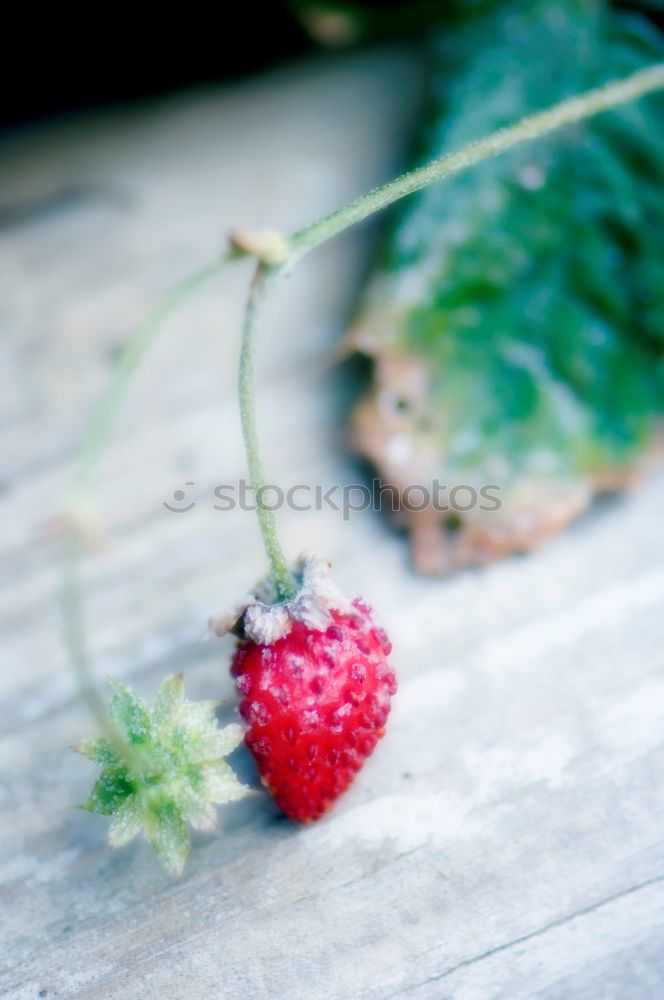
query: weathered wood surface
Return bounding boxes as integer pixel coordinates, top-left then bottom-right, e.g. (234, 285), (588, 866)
(2, 49), (664, 1000)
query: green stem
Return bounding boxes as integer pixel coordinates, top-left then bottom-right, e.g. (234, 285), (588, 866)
(63, 59), (664, 720)
(239, 265), (296, 600)
(62, 258), (225, 742)
(72, 258), (223, 498)
(289, 62), (664, 256)
(60, 533), (143, 769)
(60, 534), (109, 732)
(237, 61), (664, 596)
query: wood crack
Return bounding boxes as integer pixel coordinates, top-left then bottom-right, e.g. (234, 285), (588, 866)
(385, 871), (664, 998)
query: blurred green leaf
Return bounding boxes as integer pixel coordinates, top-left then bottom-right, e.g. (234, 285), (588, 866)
(355, 1), (664, 500)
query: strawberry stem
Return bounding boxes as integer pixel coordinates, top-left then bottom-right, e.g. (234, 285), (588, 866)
(72, 258), (224, 498)
(234, 61), (664, 602)
(60, 258), (228, 761)
(288, 63), (664, 256)
(239, 264), (296, 600)
(61, 59), (664, 756)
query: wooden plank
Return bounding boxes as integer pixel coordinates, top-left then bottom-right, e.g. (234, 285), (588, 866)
(2, 47), (664, 1000)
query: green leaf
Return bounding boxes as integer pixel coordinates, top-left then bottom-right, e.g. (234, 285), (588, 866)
(165, 698), (223, 762)
(109, 680), (152, 745)
(151, 673), (184, 727)
(84, 766), (134, 816)
(189, 803), (217, 832)
(108, 795), (143, 846)
(352, 1), (664, 563)
(74, 738), (122, 768)
(204, 760), (252, 805)
(176, 698), (219, 734)
(207, 722), (245, 760)
(145, 798), (190, 876)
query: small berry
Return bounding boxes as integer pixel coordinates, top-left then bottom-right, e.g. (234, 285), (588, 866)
(221, 553), (397, 822)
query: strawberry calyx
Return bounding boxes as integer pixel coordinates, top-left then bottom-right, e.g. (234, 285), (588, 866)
(212, 552), (352, 645)
(75, 675), (251, 873)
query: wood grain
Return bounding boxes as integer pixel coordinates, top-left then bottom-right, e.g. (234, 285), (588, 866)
(1, 48), (663, 1000)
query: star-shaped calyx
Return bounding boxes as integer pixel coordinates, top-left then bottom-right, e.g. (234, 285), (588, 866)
(75, 674), (250, 874)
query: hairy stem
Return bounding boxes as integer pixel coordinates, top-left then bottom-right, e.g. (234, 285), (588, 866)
(239, 265), (296, 600)
(72, 259), (223, 498)
(237, 61), (664, 595)
(288, 62), (664, 256)
(62, 259), (225, 743)
(61, 534), (143, 768)
(63, 59), (664, 725)
(60, 535), (109, 732)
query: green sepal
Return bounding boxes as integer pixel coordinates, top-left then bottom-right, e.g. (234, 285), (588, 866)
(109, 679), (152, 746)
(108, 795), (143, 847)
(144, 797), (190, 876)
(74, 737), (123, 768)
(83, 766), (134, 816)
(151, 672), (184, 725)
(76, 675), (251, 874)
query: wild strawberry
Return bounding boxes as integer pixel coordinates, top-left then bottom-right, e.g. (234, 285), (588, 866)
(216, 553), (396, 822)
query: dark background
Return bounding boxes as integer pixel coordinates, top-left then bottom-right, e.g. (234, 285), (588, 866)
(1, 5), (311, 129)
(3, 2), (662, 131)
(0, 0), (505, 130)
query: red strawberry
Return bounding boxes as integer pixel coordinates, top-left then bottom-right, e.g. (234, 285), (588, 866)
(219, 554), (396, 822)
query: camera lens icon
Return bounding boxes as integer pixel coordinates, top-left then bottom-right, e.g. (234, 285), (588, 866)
(163, 482), (196, 513)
